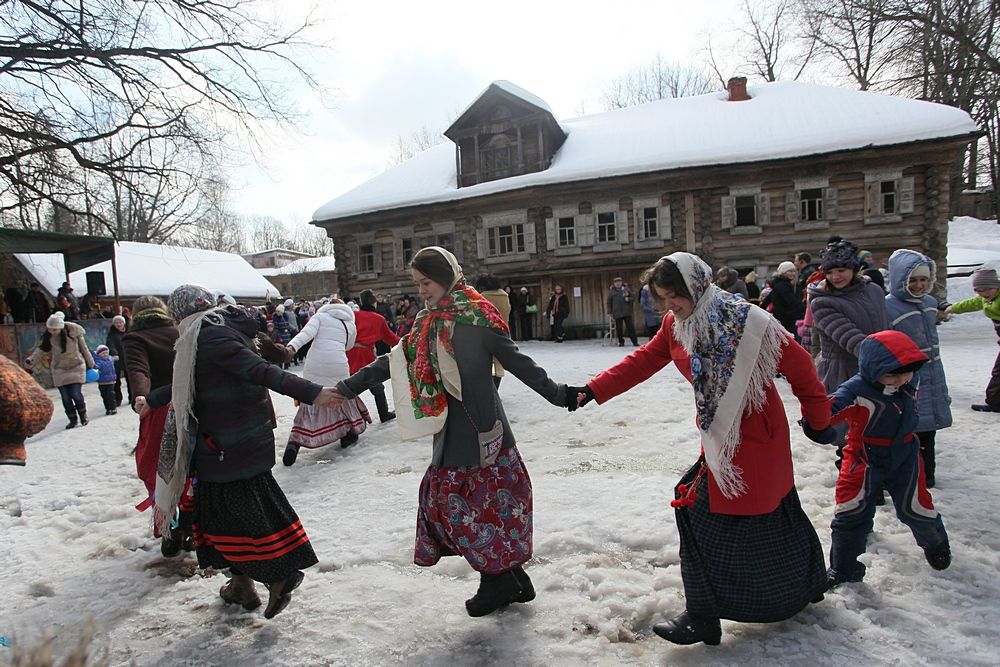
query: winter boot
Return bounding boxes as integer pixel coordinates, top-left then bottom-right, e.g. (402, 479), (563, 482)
(78, 411), (89, 426)
(220, 575), (262, 611)
(652, 610), (722, 646)
(264, 570), (304, 619)
(65, 415), (78, 430)
(510, 565), (535, 603)
(971, 404), (1000, 412)
(340, 432), (359, 448)
(161, 527), (183, 558)
(282, 443), (300, 467)
(380, 411), (396, 423)
(826, 564), (865, 588)
(465, 570), (528, 617)
(924, 543), (951, 571)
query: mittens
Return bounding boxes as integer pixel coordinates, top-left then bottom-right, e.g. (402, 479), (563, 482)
(799, 419), (837, 444)
(565, 385), (595, 411)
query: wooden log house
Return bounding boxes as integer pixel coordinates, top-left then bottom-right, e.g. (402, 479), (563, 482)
(311, 78), (979, 339)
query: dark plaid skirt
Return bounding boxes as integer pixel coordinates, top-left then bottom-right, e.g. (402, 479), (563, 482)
(675, 460), (827, 623)
(191, 471), (318, 584)
(414, 446), (532, 575)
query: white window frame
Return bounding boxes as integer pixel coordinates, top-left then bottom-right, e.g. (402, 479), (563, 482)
(786, 178), (837, 231)
(632, 196), (668, 249)
(592, 201), (625, 252)
(477, 210), (536, 264)
(721, 185), (768, 236)
(864, 169), (914, 223)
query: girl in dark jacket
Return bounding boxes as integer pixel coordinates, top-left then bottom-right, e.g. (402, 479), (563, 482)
(148, 285), (341, 619)
(769, 262), (805, 336)
(545, 285), (570, 342)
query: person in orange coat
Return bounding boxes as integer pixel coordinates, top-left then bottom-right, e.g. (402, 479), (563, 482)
(348, 290), (400, 423)
(568, 252), (831, 646)
(0, 354), (54, 466)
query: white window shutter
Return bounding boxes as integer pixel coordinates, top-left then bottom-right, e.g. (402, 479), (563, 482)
(354, 246), (361, 273)
(899, 177), (915, 213)
(577, 214), (595, 246)
(524, 222), (537, 254)
(661, 204), (672, 240)
(823, 187), (838, 220)
(545, 217), (557, 250)
(756, 193), (770, 225)
(785, 191), (800, 223)
(476, 228), (487, 258)
(373, 242), (383, 273)
(865, 183), (880, 217)
(721, 196), (735, 229)
(616, 210), (628, 244)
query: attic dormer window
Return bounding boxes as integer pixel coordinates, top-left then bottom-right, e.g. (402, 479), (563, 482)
(480, 133), (517, 179)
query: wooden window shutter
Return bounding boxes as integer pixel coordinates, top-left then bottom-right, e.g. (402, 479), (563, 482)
(476, 228), (487, 258)
(577, 214), (595, 246)
(899, 177), (915, 213)
(616, 210), (628, 243)
(453, 235), (464, 262)
(373, 241), (383, 273)
(524, 222), (537, 254)
(823, 187), (839, 220)
(721, 196), (735, 229)
(392, 238), (404, 272)
(661, 203), (672, 240)
(785, 191), (800, 223)
(756, 193), (771, 225)
(633, 208), (643, 243)
(545, 216), (557, 250)
(865, 182), (880, 217)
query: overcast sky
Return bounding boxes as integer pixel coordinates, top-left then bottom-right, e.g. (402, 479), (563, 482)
(227, 0), (738, 225)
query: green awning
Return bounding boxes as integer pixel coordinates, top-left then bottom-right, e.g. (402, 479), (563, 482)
(0, 228), (116, 274)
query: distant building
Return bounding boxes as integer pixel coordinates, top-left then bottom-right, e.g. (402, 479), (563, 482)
(311, 78), (978, 337)
(242, 248), (315, 270)
(256, 256), (338, 301)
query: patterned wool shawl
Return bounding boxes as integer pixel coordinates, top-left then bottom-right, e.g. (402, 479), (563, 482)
(402, 282), (509, 419)
(667, 252), (791, 499)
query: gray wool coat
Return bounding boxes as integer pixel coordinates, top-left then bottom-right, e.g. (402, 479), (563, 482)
(808, 278), (888, 393)
(338, 323), (567, 467)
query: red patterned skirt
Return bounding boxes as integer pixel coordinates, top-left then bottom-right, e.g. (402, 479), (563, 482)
(414, 446), (532, 574)
(288, 399), (370, 449)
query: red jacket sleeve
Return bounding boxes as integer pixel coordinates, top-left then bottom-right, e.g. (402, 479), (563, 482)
(587, 315), (675, 404)
(778, 337), (831, 430)
(380, 318), (400, 347)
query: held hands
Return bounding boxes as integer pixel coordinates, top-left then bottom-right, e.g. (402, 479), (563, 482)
(564, 385), (595, 412)
(134, 396), (149, 418)
(315, 387), (346, 408)
(799, 418), (837, 444)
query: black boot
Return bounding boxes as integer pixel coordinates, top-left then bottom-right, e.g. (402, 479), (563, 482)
(380, 411), (396, 423)
(283, 443), (300, 467)
(924, 543), (951, 571)
(161, 527), (182, 557)
(340, 432), (358, 448)
(652, 610), (721, 646)
(65, 416), (78, 429)
(465, 569), (532, 617)
(78, 411), (89, 426)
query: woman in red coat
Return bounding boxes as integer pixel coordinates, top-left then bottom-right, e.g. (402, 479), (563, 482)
(570, 252), (831, 646)
(347, 289), (400, 423)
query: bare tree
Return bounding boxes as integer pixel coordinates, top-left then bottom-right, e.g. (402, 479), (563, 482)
(737, 0), (816, 81)
(185, 178), (244, 254)
(289, 223), (335, 256)
(386, 125), (445, 168)
(0, 0), (322, 229)
(600, 54), (715, 110)
(799, 0), (902, 89)
(245, 215), (292, 252)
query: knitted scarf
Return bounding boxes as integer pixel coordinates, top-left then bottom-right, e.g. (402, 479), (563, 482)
(402, 282), (508, 419)
(152, 306), (226, 536)
(667, 252), (790, 499)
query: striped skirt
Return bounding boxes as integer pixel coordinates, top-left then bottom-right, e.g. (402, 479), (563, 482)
(414, 446), (532, 575)
(192, 471), (317, 584)
(288, 399), (370, 449)
(675, 459), (827, 623)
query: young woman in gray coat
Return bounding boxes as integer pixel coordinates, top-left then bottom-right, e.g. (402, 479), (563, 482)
(27, 311), (95, 428)
(808, 238), (888, 465)
(886, 249), (952, 487)
(334, 246), (573, 618)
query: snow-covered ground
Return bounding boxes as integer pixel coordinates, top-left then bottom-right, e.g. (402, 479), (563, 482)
(4, 220), (1000, 666)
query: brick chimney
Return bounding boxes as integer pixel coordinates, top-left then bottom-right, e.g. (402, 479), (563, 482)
(726, 76), (750, 102)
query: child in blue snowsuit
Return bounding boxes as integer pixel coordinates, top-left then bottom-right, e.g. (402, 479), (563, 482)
(807, 330), (951, 587)
(93, 344), (119, 415)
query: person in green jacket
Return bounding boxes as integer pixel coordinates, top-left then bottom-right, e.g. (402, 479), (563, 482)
(946, 267), (1000, 412)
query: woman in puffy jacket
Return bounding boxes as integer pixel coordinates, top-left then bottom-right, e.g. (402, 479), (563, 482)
(885, 249), (951, 487)
(27, 311), (94, 429)
(281, 299), (371, 465)
(808, 238), (888, 466)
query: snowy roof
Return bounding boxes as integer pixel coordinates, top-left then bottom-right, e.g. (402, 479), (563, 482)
(453, 80), (554, 121)
(256, 256), (337, 276)
(243, 247), (315, 258)
(313, 80), (979, 222)
(16, 241), (281, 300)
